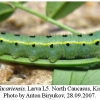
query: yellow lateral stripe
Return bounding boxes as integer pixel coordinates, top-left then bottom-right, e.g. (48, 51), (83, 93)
(0, 38), (100, 46)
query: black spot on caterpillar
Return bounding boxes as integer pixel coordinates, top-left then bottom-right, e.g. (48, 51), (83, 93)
(30, 36), (35, 38)
(15, 42), (18, 46)
(66, 43), (70, 46)
(14, 34), (20, 36)
(62, 35), (67, 37)
(0, 31), (100, 63)
(77, 34), (82, 37)
(0, 40), (3, 43)
(95, 41), (99, 45)
(46, 35), (52, 38)
(32, 44), (35, 47)
(50, 44), (53, 48)
(89, 33), (93, 36)
(83, 43), (85, 46)
(1, 32), (6, 35)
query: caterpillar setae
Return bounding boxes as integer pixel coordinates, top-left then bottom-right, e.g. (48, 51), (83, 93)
(0, 31), (100, 63)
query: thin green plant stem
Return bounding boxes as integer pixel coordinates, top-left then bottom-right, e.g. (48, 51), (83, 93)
(11, 2), (81, 35)
(0, 55), (100, 69)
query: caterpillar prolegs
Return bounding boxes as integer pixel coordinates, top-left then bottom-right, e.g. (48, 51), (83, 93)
(0, 31), (100, 63)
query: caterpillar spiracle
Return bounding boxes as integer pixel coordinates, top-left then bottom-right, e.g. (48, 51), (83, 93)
(0, 31), (100, 63)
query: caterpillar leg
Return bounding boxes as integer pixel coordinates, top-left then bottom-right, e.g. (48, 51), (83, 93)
(28, 51), (39, 62)
(94, 51), (100, 58)
(48, 51), (59, 63)
(96, 54), (100, 58)
(29, 56), (39, 62)
(12, 54), (18, 59)
(0, 46), (6, 55)
(11, 47), (24, 59)
(12, 53), (21, 59)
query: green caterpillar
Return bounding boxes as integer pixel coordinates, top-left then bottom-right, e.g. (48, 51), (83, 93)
(0, 31), (100, 63)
